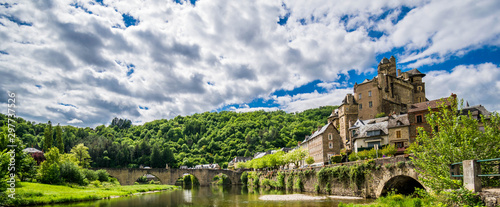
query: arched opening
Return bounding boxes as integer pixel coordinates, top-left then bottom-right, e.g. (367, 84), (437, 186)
(136, 174), (161, 184)
(212, 173), (232, 185)
(380, 175), (425, 196)
(175, 173), (200, 186)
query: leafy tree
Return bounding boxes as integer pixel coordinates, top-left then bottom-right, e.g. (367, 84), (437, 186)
(306, 156), (314, 165)
(408, 98), (500, 191)
(55, 124), (64, 153)
(70, 143), (91, 168)
(43, 121), (53, 151)
(150, 145), (162, 168)
(38, 147), (62, 184)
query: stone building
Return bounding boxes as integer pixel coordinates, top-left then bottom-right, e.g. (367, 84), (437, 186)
(408, 94), (456, 143)
(353, 56), (427, 120)
(460, 104), (491, 131)
(329, 56), (428, 152)
(387, 114), (411, 154)
(300, 122), (342, 164)
(350, 117), (389, 153)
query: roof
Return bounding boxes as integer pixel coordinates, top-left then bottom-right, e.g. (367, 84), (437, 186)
(23, 147), (42, 153)
(406, 68), (426, 77)
(461, 105), (491, 119)
(388, 114), (410, 128)
(229, 156), (252, 164)
(350, 118), (388, 139)
(380, 57), (389, 64)
(303, 122), (335, 143)
(350, 116), (389, 129)
(408, 97), (453, 113)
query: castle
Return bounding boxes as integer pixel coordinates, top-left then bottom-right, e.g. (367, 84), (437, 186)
(328, 56), (427, 152)
(301, 56), (432, 164)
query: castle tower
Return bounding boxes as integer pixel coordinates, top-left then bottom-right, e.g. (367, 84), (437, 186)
(406, 68), (426, 103)
(338, 94), (358, 151)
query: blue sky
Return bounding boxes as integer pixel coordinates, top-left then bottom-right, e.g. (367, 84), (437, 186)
(0, 0), (499, 127)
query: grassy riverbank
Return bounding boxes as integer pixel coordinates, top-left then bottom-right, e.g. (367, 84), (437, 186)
(338, 194), (443, 207)
(4, 182), (180, 206)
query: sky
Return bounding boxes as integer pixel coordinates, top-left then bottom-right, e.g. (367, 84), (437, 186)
(1, 0), (499, 127)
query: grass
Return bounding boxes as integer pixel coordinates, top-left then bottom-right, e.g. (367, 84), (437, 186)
(4, 182), (180, 206)
(338, 194), (445, 207)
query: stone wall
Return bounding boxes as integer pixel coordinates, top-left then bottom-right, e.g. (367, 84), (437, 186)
(246, 156), (424, 198)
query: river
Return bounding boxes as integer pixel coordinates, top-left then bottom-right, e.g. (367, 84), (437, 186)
(38, 185), (374, 207)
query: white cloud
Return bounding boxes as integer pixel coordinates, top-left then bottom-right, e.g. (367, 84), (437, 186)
(425, 63), (500, 112)
(67, 118), (83, 124)
(0, 0), (498, 126)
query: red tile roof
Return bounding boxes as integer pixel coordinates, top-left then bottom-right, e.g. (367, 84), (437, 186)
(408, 96), (454, 113)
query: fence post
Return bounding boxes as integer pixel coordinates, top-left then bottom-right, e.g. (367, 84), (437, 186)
(463, 160), (481, 192)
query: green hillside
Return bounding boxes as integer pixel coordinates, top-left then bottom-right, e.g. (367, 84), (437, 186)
(0, 106), (337, 169)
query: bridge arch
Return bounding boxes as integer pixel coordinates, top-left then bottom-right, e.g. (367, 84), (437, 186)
(377, 175), (425, 197)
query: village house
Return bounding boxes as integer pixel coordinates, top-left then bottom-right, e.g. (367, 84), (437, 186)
(460, 104), (491, 131)
(228, 156), (252, 169)
(300, 122), (342, 165)
(408, 94), (456, 143)
(387, 114), (411, 154)
(349, 117), (389, 153)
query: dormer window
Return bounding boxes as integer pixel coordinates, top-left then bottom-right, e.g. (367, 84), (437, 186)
(367, 130), (381, 136)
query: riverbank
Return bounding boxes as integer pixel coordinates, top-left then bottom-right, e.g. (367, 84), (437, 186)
(3, 182), (180, 206)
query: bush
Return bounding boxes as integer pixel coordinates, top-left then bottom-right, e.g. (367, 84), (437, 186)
(39, 163), (62, 184)
(96, 169), (109, 182)
(348, 153), (358, 162)
(59, 161), (85, 185)
(330, 155), (343, 163)
(445, 187), (484, 206)
(277, 172), (285, 189)
(261, 178), (271, 188)
(286, 175), (293, 189)
(241, 172), (248, 185)
(381, 144), (397, 157)
(183, 174), (192, 185)
(294, 177), (303, 191)
(81, 169), (98, 181)
(137, 175), (148, 183)
(252, 175), (259, 187)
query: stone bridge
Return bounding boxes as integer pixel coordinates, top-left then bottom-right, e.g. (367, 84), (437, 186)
(251, 155), (428, 198)
(98, 168), (243, 186)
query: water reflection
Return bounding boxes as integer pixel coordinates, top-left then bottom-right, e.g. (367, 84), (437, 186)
(39, 185), (373, 207)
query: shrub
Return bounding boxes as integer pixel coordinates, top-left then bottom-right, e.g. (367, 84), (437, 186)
(81, 169), (98, 181)
(277, 172), (285, 189)
(286, 175), (293, 189)
(96, 169), (109, 182)
(294, 177), (303, 191)
(397, 161), (405, 168)
(59, 161), (85, 185)
(240, 172), (248, 186)
(314, 183), (320, 193)
(445, 187), (484, 206)
(324, 182), (331, 194)
(91, 180), (102, 187)
(381, 144), (397, 157)
(330, 155), (343, 163)
(39, 163), (62, 184)
(348, 153), (358, 162)
(137, 175), (148, 183)
(183, 174), (192, 185)
(261, 178), (271, 188)
(252, 175), (259, 187)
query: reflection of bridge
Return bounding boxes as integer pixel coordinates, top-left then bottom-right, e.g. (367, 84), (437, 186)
(99, 168), (243, 185)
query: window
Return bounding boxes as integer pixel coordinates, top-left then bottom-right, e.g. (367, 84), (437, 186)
(329, 142), (333, 149)
(367, 130), (381, 136)
(417, 86), (422, 91)
(351, 130), (356, 137)
(328, 133), (332, 140)
(369, 101), (373, 108)
(395, 142), (404, 148)
(396, 130), (401, 138)
(359, 104), (362, 110)
(416, 115), (423, 123)
(358, 93), (362, 100)
(368, 91), (372, 97)
(367, 141), (380, 148)
(434, 126), (439, 132)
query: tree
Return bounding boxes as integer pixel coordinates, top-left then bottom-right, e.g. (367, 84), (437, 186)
(70, 143), (91, 168)
(55, 124), (64, 153)
(408, 98), (500, 191)
(306, 156), (314, 165)
(43, 121), (53, 151)
(285, 147), (308, 168)
(38, 147), (62, 184)
(150, 145), (162, 168)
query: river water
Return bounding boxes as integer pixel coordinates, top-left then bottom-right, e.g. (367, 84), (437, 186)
(39, 186), (374, 207)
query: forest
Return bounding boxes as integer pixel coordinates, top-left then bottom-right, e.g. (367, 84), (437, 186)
(0, 106), (337, 169)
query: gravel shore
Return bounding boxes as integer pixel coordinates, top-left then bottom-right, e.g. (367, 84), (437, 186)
(259, 194), (327, 201)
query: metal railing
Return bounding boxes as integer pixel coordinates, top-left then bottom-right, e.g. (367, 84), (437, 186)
(450, 158), (500, 178)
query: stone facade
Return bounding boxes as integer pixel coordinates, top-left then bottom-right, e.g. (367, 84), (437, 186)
(408, 94), (455, 143)
(387, 114), (411, 153)
(328, 56), (428, 152)
(300, 122), (342, 164)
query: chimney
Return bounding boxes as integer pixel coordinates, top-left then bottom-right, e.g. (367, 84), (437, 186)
(397, 69), (401, 76)
(451, 93), (457, 100)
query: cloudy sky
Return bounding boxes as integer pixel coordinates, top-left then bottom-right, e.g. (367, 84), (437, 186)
(1, 0), (499, 127)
